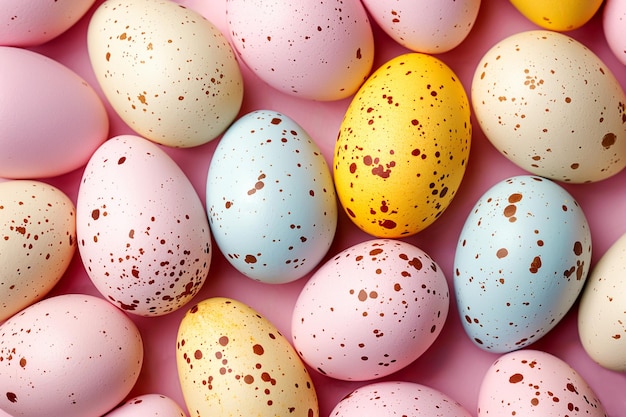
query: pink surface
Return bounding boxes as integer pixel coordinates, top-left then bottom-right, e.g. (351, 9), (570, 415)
(8, 0), (626, 416)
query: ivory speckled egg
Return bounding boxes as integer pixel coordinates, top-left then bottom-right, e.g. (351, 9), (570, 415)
(176, 297), (319, 417)
(0, 180), (76, 322)
(88, 0), (243, 147)
(292, 239), (449, 381)
(76, 135), (212, 316)
(472, 30), (626, 183)
(334, 53), (471, 238)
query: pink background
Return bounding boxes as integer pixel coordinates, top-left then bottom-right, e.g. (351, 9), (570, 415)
(9, 0), (626, 415)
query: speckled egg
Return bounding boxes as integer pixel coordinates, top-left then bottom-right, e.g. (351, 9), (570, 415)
(76, 135), (212, 316)
(604, 0), (626, 65)
(330, 381), (472, 417)
(472, 30), (626, 183)
(0, 180), (76, 322)
(578, 233), (626, 372)
(478, 349), (607, 417)
(361, 0), (481, 53)
(454, 175), (592, 353)
(176, 297), (319, 417)
(104, 394), (187, 417)
(0, 294), (144, 417)
(334, 53), (471, 238)
(88, 0), (243, 147)
(226, 0), (374, 101)
(206, 110), (337, 284)
(291, 239), (449, 381)
(510, 0), (603, 31)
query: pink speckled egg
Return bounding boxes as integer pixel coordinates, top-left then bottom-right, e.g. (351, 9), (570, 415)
(104, 394), (187, 417)
(226, 0), (374, 101)
(291, 239), (449, 381)
(604, 0), (626, 65)
(330, 381), (472, 417)
(0, 294), (144, 417)
(76, 135), (212, 316)
(478, 349), (607, 417)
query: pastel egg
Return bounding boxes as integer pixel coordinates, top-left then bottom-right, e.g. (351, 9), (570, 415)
(226, 0), (374, 101)
(603, 0), (626, 65)
(334, 53), (471, 238)
(76, 135), (212, 316)
(454, 175), (592, 353)
(0, 180), (76, 322)
(361, 0), (481, 53)
(176, 297), (319, 417)
(0, 46), (109, 179)
(104, 394), (187, 417)
(472, 30), (626, 183)
(87, 0), (243, 147)
(478, 349), (607, 416)
(206, 110), (337, 284)
(291, 239), (449, 381)
(0, 294), (144, 417)
(510, 0), (603, 31)
(578, 232), (626, 371)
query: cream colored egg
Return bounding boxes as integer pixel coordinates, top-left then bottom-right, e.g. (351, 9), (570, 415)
(579, 233), (626, 371)
(472, 30), (626, 183)
(87, 0), (243, 147)
(0, 180), (76, 322)
(176, 297), (318, 417)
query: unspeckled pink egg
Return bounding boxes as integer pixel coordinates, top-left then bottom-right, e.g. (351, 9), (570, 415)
(330, 381), (472, 417)
(478, 349), (607, 417)
(0, 180), (76, 322)
(291, 239), (449, 381)
(604, 0), (626, 65)
(0, 294), (144, 417)
(104, 394), (187, 417)
(76, 135), (212, 316)
(226, 0), (374, 101)
(0, 46), (109, 179)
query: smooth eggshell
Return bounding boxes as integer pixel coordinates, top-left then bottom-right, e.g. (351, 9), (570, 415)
(603, 0), (626, 65)
(176, 297), (319, 417)
(206, 110), (337, 284)
(292, 239), (449, 381)
(334, 53), (471, 238)
(0, 46), (109, 179)
(0, 294), (144, 417)
(226, 0), (374, 101)
(471, 30), (626, 183)
(578, 233), (626, 371)
(104, 394), (187, 417)
(76, 135), (212, 316)
(0, 180), (76, 322)
(510, 0), (603, 31)
(330, 381), (472, 417)
(454, 176), (592, 353)
(87, 0), (243, 147)
(478, 349), (607, 417)
(361, 0), (481, 53)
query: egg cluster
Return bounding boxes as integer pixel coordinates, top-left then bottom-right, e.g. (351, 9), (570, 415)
(0, 0), (625, 416)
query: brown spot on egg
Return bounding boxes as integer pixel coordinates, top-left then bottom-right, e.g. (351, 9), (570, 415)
(253, 344), (264, 355)
(271, 118), (282, 125)
(219, 336), (229, 346)
(503, 204), (517, 218)
(105, 52), (111, 61)
(194, 350), (202, 359)
(509, 373), (523, 383)
(91, 209), (100, 220)
(573, 241), (583, 256)
(6, 393), (16, 403)
(602, 132), (616, 149)
(497, 248), (508, 258)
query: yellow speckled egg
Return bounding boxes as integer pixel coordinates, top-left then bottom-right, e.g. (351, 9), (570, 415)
(176, 297), (318, 417)
(510, 0), (603, 31)
(334, 53), (471, 238)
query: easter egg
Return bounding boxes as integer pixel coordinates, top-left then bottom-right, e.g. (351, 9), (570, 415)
(104, 394), (186, 417)
(334, 53), (471, 238)
(510, 0), (603, 31)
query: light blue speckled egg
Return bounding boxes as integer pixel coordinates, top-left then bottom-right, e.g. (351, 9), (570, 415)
(206, 110), (337, 284)
(454, 175), (591, 353)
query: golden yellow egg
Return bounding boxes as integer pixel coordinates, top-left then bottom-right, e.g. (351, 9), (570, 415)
(510, 0), (603, 31)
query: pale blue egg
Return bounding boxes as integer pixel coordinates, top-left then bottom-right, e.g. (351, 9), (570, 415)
(454, 175), (591, 353)
(206, 110), (337, 284)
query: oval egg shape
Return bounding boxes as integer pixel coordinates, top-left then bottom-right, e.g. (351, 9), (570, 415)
(471, 30), (626, 183)
(176, 297), (319, 417)
(104, 394), (187, 417)
(334, 53), (471, 238)
(0, 47), (109, 179)
(454, 175), (591, 353)
(0, 180), (76, 322)
(76, 135), (212, 316)
(578, 232), (626, 372)
(330, 381), (472, 417)
(478, 350), (607, 417)
(226, 0), (374, 101)
(510, 0), (603, 31)
(292, 239), (449, 381)
(603, 0), (626, 65)
(0, 294), (144, 417)
(87, 0), (243, 147)
(361, 0), (481, 53)
(206, 110), (337, 284)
